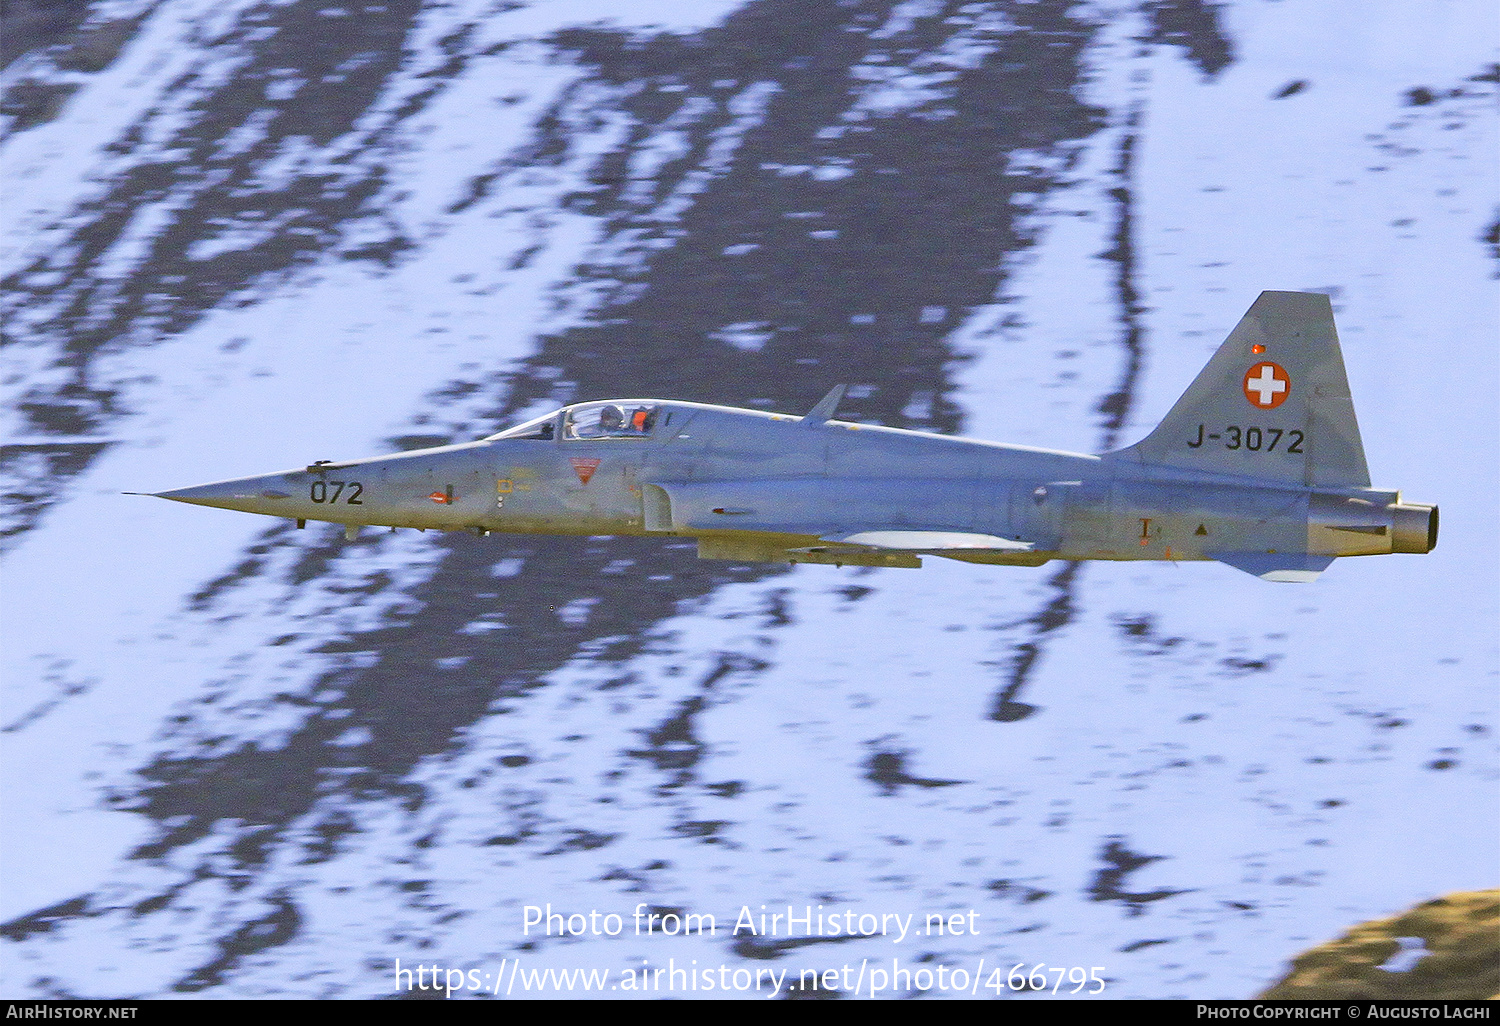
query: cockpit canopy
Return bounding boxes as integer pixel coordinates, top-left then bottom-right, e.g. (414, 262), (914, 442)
(483, 402), (661, 442)
(565, 402), (658, 439)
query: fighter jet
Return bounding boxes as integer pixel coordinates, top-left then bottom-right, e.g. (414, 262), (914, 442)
(142, 292), (1436, 582)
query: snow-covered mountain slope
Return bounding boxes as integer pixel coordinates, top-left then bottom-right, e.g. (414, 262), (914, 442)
(2, 0), (1495, 999)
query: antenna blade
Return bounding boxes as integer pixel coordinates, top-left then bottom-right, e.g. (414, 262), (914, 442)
(803, 384), (848, 427)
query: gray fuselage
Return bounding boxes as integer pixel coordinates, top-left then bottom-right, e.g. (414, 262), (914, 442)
(158, 400), (1433, 571)
(149, 293), (1439, 582)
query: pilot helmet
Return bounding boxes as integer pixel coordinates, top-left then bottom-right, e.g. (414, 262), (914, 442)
(599, 405), (624, 431)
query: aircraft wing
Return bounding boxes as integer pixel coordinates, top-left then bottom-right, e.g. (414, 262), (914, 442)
(645, 480), (1050, 567)
(645, 478), (995, 538)
(828, 531), (1034, 552)
(787, 530), (1046, 568)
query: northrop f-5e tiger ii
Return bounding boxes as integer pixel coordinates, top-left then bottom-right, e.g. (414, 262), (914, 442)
(142, 292), (1436, 582)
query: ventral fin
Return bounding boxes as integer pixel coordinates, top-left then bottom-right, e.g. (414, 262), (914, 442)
(1211, 551), (1334, 583)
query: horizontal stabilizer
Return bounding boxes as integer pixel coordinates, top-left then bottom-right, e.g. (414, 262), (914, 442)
(1211, 551), (1334, 583)
(837, 531), (1034, 552)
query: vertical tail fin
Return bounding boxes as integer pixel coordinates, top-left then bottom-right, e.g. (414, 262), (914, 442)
(1107, 291), (1370, 488)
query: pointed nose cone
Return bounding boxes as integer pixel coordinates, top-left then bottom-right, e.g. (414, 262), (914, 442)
(152, 472), (303, 515)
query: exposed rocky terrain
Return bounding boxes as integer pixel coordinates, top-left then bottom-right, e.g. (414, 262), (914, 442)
(1261, 890), (1498, 1000)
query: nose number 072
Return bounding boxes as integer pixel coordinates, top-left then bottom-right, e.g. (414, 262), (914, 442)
(310, 480), (364, 504)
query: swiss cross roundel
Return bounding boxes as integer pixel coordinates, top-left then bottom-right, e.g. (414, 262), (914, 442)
(1242, 361), (1291, 409)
